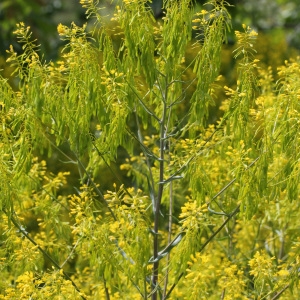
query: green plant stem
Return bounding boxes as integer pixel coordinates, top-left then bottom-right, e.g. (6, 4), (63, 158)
(133, 106), (156, 211)
(163, 180), (173, 298)
(152, 103), (167, 300)
(221, 288), (226, 299)
(163, 138), (173, 298)
(103, 278), (110, 300)
(152, 74), (169, 300)
(271, 285), (290, 300)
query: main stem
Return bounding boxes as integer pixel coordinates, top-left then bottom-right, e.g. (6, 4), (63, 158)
(152, 92), (167, 300)
(163, 179), (173, 298)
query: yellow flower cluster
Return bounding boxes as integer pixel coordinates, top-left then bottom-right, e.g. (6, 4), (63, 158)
(218, 263), (246, 299)
(235, 24), (258, 43)
(79, 0), (94, 8)
(13, 22), (31, 37)
(123, 0), (139, 5)
(57, 23), (69, 36)
(249, 250), (275, 278)
(179, 200), (208, 229)
(185, 252), (218, 299)
(0, 270), (84, 300)
(192, 10), (209, 30)
(100, 67), (125, 91)
(57, 22), (87, 40)
(111, 5), (122, 22)
(233, 25), (258, 60)
(5, 44), (17, 63)
(6, 22), (41, 71)
(69, 186), (96, 230)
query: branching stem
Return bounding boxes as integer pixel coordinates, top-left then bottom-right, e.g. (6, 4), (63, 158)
(163, 155), (261, 299)
(164, 204), (240, 299)
(152, 103), (167, 300)
(8, 212), (86, 300)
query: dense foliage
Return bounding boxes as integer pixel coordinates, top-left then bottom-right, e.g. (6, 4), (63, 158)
(1, 0), (300, 299)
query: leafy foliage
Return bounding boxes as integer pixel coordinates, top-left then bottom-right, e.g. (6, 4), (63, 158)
(1, 0), (300, 299)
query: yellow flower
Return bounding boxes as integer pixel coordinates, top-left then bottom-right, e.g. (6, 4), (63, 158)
(249, 30), (258, 37)
(57, 23), (68, 35)
(277, 269), (289, 277)
(249, 251), (275, 278)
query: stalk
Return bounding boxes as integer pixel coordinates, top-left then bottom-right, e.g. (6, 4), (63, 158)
(152, 77), (168, 300)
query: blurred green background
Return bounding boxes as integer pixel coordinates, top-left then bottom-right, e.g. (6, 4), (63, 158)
(1, 0), (299, 60)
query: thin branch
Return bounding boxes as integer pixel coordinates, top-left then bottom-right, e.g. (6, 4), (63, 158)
(167, 78), (197, 109)
(163, 182), (173, 298)
(163, 122), (225, 184)
(27, 173), (69, 211)
(46, 137), (77, 163)
(92, 141), (133, 199)
(166, 78), (194, 87)
(126, 128), (161, 161)
(270, 284), (290, 300)
(126, 81), (160, 122)
(152, 114), (166, 299)
(133, 107), (157, 213)
(164, 101), (173, 143)
(156, 76), (166, 105)
(163, 141), (174, 297)
(163, 155), (261, 299)
(164, 111), (190, 140)
(164, 205), (240, 300)
(60, 238), (80, 268)
(143, 277), (148, 300)
(75, 155), (117, 221)
(167, 92), (187, 109)
(152, 74), (168, 300)
(104, 278), (110, 300)
(201, 205), (241, 252)
(8, 211), (87, 300)
(220, 288), (226, 300)
(207, 155), (260, 214)
(155, 67), (166, 78)
(148, 232), (185, 264)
